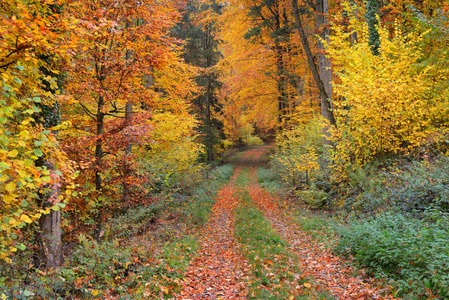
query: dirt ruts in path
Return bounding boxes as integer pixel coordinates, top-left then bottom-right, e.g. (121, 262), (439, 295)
(248, 163), (394, 300)
(176, 151), (259, 299)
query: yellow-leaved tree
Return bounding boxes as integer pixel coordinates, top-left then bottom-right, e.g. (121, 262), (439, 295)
(326, 3), (441, 176)
(0, 0), (76, 264)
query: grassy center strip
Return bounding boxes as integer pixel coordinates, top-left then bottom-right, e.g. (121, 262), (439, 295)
(233, 169), (332, 299)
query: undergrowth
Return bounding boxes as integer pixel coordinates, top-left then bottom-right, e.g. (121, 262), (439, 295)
(257, 166), (284, 193)
(0, 164), (234, 299)
(335, 213), (449, 299)
(262, 146), (449, 299)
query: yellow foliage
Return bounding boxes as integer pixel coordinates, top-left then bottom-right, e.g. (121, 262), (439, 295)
(142, 112), (204, 188)
(0, 0), (76, 260)
(272, 115), (323, 185)
(326, 3), (441, 175)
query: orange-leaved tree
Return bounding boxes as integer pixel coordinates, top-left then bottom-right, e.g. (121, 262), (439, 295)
(61, 0), (186, 240)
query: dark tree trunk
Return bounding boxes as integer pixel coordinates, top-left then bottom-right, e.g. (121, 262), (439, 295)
(93, 95), (105, 242)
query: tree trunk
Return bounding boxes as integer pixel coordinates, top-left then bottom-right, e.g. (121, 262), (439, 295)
(316, 0), (332, 107)
(35, 158), (63, 269)
(93, 95), (105, 242)
(291, 0), (336, 135)
(122, 49), (133, 206)
(316, 0), (335, 146)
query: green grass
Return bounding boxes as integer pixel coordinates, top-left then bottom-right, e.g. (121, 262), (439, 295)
(257, 166), (284, 193)
(291, 211), (337, 245)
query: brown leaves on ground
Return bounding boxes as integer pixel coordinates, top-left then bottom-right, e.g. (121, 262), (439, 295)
(176, 152), (258, 299)
(247, 163), (396, 300)
(176, 147), (396, 299)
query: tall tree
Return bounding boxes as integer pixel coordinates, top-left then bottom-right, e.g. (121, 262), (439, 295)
(0, 0), (75, 264)
(173, 0), (224, 161)
(244, 0), (291, 127)
(63, 0), (183, 240)
(366, 0), (381, 55)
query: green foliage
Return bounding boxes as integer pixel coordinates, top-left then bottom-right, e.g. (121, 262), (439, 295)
(271, 115), (323, 186)
(335, 213), (449, 298)
(17, 234), (199, 299)
(257, 166), (283, 193)
(338, 155), (449, 216)
(0, 75), (75, 261)
(295, 187), (329, 209)
(0, 163), (234, 298)
(366, 0), (380, 55)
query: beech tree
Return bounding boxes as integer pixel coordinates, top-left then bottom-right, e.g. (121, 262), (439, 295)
(291, 0), (336, 150)
(62, 0), (184, 240)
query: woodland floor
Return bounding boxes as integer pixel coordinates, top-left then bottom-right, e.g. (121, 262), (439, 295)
(175, 146), (394, 300)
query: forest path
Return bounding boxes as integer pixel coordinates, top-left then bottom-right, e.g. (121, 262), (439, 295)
(177, 146), (393, 299)
(176, 150), (260, 299)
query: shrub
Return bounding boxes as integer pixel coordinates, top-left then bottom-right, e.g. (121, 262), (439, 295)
(296, 187), (329, 208)
(335, 212), (449, 298)
(238, 123), (264, 147)
(257, 166), (283, 192)
(271, 115), (323, 186)
(140, 112), (205, 192)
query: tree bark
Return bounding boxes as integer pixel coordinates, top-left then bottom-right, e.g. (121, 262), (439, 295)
(35, 158), (63, 269)
(291, 0), (336, 139)
(316, 0), (332, 108)
(122, 49), (133, 206)
(93, 95), (105, 242)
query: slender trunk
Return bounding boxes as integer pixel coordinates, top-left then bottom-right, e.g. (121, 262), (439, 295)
(205, 25), (213, 161)
(316, 0), (332, 107)
(93, 95), (105, 242)
(122, 49), (133, 205)
(291, 0), (336, 134)
(274, 5), (287, 129)
(316, 0), (335, 147)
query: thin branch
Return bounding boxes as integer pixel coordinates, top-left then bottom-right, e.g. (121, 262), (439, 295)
(78, 103), (97, 120)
